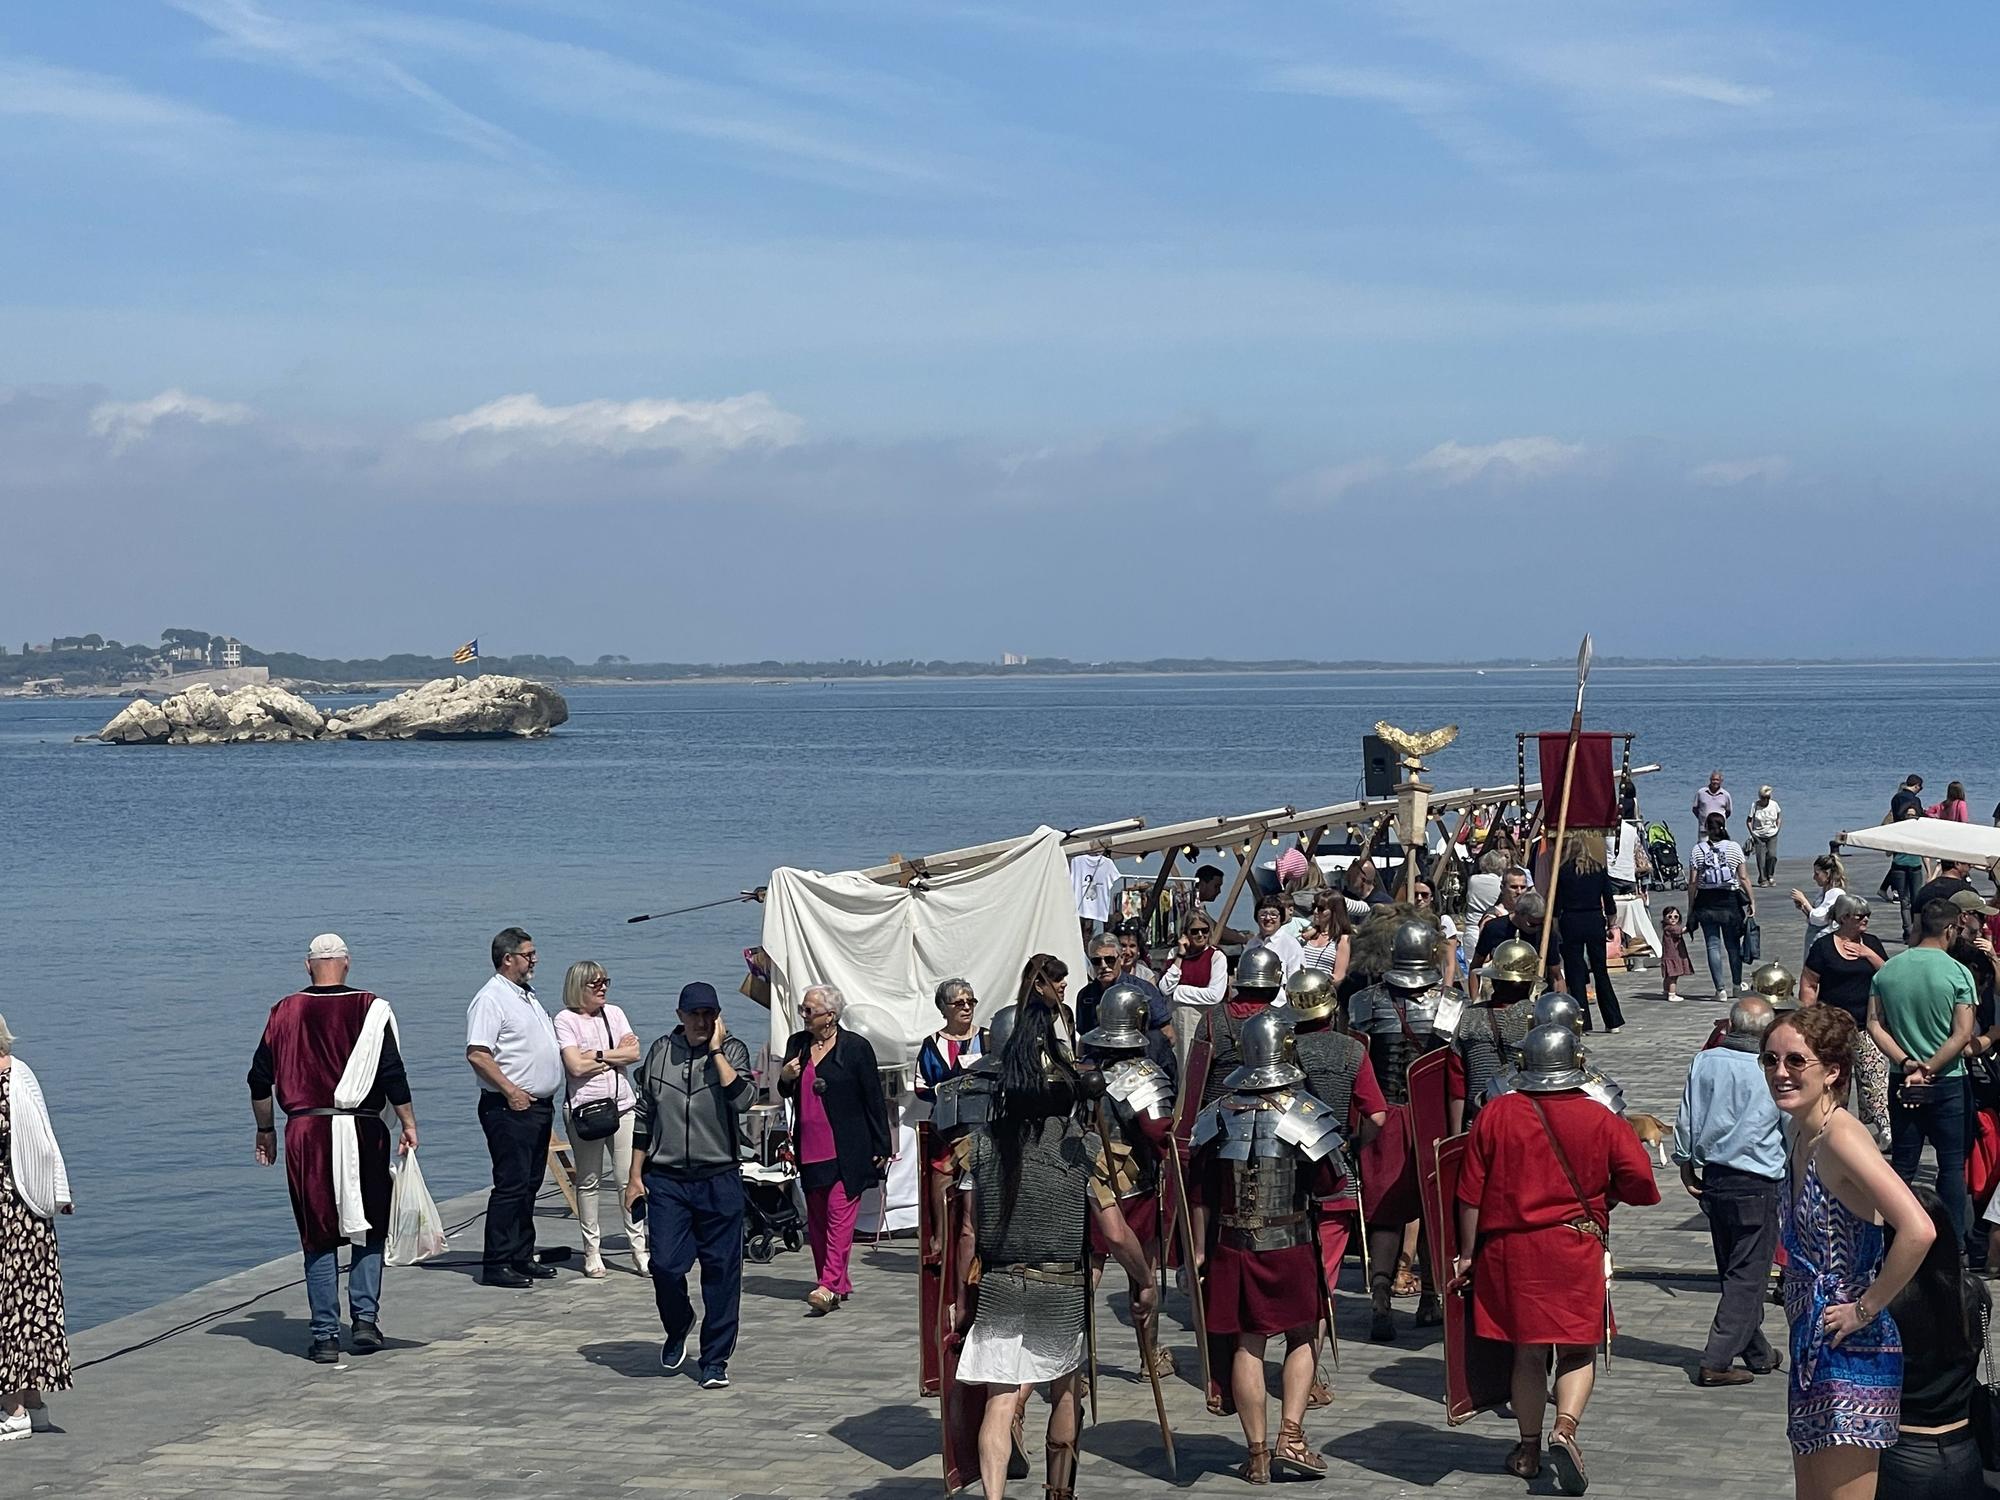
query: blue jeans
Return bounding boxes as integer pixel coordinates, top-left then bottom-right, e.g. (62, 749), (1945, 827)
(1888, 1073), (1970, 1244)
(646, 1170), (746, 1376)
(1692, 894), (1744, 991)
(304, 1237), (384, 1342)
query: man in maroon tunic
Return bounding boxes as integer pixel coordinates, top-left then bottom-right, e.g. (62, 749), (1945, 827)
(249, 935), (417, 1365)
(1453, 1022), (1658, 1495)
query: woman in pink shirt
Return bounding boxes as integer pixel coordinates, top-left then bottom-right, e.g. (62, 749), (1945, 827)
(555, 962), (645, 1278)
(777, 984), (892, 1315)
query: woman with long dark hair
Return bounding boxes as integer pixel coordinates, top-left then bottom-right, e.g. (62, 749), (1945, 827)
(1877, 1186), (1988, 1498)
(950, 957), (1153, 1500)
(1555, 830), (1625, 1032)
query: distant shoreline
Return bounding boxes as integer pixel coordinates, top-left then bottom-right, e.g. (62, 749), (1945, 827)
(8, 656), (1999, 701)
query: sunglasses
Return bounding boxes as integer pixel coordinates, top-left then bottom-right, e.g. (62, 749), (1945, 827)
(946, 996), (976, 1007)
(586, 977), (609, 990)
(1186, 927), (1212, 937)
(1758, 1051), (1823, 1072)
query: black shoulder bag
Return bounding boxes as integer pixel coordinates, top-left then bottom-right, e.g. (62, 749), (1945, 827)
(570, 1013), (623, 1141)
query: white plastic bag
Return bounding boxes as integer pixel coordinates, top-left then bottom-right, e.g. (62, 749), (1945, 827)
(385, 1150), (449, 1266)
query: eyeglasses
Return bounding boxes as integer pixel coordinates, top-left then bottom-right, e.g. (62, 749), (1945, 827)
(585, 978), (610, 990)
(1758, 1051), (1823, 1072)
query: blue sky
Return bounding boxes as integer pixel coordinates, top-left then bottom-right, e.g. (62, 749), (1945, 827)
(3, 2), (1997, 661)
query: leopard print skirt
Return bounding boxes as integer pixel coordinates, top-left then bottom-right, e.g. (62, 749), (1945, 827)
(0, 1069), (73, 1394)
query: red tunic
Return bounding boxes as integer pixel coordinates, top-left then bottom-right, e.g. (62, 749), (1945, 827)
(251, 989), (401, 1252)
(1455, 1090), (1660, 1345)
(1191, 1143), (1342, 1335)
(1089, 1110), (1171, 1257)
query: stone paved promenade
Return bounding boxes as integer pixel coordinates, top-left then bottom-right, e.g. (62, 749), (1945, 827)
(10, 859), (1870, 1499)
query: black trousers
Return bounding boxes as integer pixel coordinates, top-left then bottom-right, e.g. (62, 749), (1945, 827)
(1698, 1165), (1781, 1371)
(1558, 910), (1625, 1030)
(1877, 1429), (1983, 1500)
(479, 1091), (553, 1268)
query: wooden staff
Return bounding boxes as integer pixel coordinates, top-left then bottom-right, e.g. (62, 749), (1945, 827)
(1536, 636), (1595, 975)
(1210, 827), (1268, 945)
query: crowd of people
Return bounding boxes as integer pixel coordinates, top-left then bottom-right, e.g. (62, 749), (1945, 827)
(4, 763), (1999, 1500)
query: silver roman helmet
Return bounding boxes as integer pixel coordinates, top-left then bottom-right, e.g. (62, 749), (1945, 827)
(1235, 944), (1287, 994)
(1283, 967), (1338, 1023)
(1080, 980), (1152, 1050)
(1385, 918), (1442, 990)
(1531, 991), (1586, 1036)
(1515, 1022), (1588, 1093)
(1223, 1007), (1306, 1091)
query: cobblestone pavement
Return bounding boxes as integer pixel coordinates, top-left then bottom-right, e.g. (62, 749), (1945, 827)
(10, 862), (1851, 1499)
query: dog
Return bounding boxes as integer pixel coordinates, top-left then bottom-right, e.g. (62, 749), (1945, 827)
(1627, 1112), (1671, 1167)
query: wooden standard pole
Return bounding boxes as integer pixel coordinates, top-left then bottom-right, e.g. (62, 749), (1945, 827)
(1536, 636), (1595, 978)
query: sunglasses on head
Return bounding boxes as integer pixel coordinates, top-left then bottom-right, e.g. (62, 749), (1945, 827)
(1758, 1051), (1822, 1072)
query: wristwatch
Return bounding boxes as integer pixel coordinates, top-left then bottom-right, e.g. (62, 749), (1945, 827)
(594, 1049), (603, 1063)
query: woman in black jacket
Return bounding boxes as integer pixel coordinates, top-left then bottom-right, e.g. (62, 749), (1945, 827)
(1554, 830), (1625, 1033)
(1880, 1185), (1989, 1499)
(778, 983), (892, 1314)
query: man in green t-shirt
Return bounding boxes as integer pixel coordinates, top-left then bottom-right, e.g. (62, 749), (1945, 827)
(1868, 898), (1978, 1241)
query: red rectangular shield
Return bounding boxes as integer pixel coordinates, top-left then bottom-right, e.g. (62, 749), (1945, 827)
(1406, 1047), (1452, 1173)
(1421, 1132), (1512, 1425)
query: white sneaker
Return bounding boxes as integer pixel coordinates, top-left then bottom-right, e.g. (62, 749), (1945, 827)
(0, 1411), (31, 1443)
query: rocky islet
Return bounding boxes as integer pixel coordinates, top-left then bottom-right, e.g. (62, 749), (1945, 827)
(91, 674), (568, 744)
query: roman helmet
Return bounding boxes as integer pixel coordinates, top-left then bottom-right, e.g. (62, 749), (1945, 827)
(1235, 944), (1287, 994)
(1222, 1007), (1306, 1091)
(1531, 991), (1586, 1036)
(1515, 1022), (1588, 1093)
(1749, 962), (1796, 1001)
(1283, 967), (1338, 1023)
(969, 1003), (1019, 1073)
(1079, 981), (1152, 1051)
(1385, 918), (1442, 990)
(1477, 937), (1541, 987)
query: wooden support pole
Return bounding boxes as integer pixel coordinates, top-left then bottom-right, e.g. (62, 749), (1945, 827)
(1211, 828), (1268, 946)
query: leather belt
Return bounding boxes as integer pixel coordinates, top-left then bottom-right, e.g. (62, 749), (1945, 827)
(291, 1107), (371, 1118)
(1001, 1261), (1088, 1287)
(1219, 1210), (1304, 1231)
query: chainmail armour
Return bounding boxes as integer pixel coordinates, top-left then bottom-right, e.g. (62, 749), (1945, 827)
(965, 1118), (1101, 1364)
(1197, 1003), (1271, 1110)
(1451, 1001), (1535, 1123)
(1290, 1025), (1361, 1130)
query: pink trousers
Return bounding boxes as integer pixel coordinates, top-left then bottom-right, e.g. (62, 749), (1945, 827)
(806, 1179), (858, 1297)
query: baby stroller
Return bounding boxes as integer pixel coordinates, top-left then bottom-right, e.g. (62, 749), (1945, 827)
(1645, 821), (1682, 890)
(742, 1160), (805, 1264)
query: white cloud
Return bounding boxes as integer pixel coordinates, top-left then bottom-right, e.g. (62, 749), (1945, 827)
(89, 388), (254, 448)
(1274, 457), (1392, 508)
(0, 59), (230, 130)
(1690, 454), (1791, 486)
(1408, 435), (1586, 485)
(1653, 74), (1774, 108)
(1262, 63), (1530, 173)
(422, 392), (805, 453)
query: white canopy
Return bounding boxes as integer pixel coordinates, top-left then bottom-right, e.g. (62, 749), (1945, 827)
(1841, 818), (2000, 867)
(760, 824), (1088, 1069)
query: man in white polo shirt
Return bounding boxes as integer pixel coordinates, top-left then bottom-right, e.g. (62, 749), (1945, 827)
(466, 926), (564, 1288)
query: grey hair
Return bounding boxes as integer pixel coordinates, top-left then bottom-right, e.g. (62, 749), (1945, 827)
(1087, 930), (1120, 955)
(491, 926), (533, 970)
(1831, 893), (1871, 924)
(1728, 996), (1777, 1038)
(1477, 849), (1509, 876)
(1513, 892), (1548, 928)
(934, 977), (975, 1012)
(802, 983), (846, 1019)
(0, 1013), (12, 1055)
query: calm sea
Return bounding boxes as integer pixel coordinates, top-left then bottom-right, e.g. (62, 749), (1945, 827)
(6, 665), (1995, 1327)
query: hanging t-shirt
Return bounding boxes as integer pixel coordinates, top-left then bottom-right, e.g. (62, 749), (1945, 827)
(1070, 854), (1119, 921)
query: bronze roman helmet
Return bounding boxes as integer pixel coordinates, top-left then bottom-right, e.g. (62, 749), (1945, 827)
(1477, 938), (1541, 987)
(1283, 967), (1337, 1023)
(1749, 962), (1796, 1001)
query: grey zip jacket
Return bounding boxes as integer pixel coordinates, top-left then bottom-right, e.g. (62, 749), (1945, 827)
(632, 1028), (756, 1178)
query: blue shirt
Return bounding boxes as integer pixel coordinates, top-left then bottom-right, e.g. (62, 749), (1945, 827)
(1671, 1045), (1784, 1180)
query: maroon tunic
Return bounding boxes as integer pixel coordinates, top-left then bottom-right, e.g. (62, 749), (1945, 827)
(248, 988), (406, 1252)
(1455, 1090), (1660, 1345)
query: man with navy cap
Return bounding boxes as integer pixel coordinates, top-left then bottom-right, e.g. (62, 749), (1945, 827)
(626, 982), (755, 1389)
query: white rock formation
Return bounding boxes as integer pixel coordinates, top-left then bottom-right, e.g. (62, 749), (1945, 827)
(321, 675), (568, 740)
(93, 676), (564, 744)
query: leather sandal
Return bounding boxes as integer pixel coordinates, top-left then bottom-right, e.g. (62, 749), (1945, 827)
(1505, 1438), (1541, 1480)
(1237, 1443), (1271, 1485)
(1148, 1343), (1176, 1378)
(1307, 1376), (1334, 1408)
(1391, 1252), (1421, 1297)
(1548, 1415), (1588, 1495)
(1272, 1420), (1326, 1478)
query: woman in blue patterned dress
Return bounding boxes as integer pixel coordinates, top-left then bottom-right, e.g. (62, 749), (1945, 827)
(1762, 1004), (1935, 1500)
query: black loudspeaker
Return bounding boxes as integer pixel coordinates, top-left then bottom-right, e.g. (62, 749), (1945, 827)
(1362, 735), (1397, 797)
